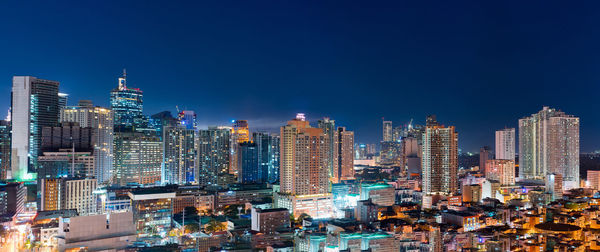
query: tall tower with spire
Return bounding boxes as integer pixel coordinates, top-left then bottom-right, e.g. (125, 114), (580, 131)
(110, 69), (144, 131)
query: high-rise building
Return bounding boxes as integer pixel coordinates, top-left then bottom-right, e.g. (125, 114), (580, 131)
(163, 125), (196, 184)
(113, 132), (162, 186)
(336, 127), (354, 182)
(546, 173), (563, 201)
(230, 120), (250, 176)
(276, 114), (333, 218)
(485, 159), (515, 186)
(252, 132), (280, 184)
(238, 142), (266, 184)
(41, 122), (93, 152)
(60, 101), (114, 184)
(495, 128), (515, 161)
(38, 151), (94, 179)
(421, 117), (458, 195)
(318, 117), (337, 180)
(587, 170), (600, 190)
(58, 92), (69, 109)
(40, 177), (97, 215)
(519, 107), (579, 189)
(11, 76), (60, 180)
(149, 111), (178, 140)
(197, 127), (231, 187)
(110, 70), (144, 130)
(0, 120), (10, 180)
(382, 120), (393, 142)
(128, 188), (176, 238)
(177, 110), (197, 130)
(479, 146), (491, 172)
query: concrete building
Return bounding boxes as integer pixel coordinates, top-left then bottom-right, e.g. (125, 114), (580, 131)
(359, 183), (394, 206)
(587, 170), (600, 190)
(113, 132), (162, 186)
(163, 125), (196, 184)
(519, 107), (579, 189)
(318, 117), (337, 182)
(56, 211), (136, 251)
(251, 207), (290, 234)
(11, 76), (60, 180)
(230, 120), (250, 176)
(485, 159), (515, 186)
(422, 117), (458, 195)
(0, 182), (25, 217)
(337, 127), (354, 182)
(462, 184), (481, 203)
(495, 128), (515, 161)
(0, 120), (10, 180)
(40, 178), (97, 215)
(128, 188), (176, 237)
(60, 101), (114, 184)
(546, 173), (563, 201)
(197, 127), (231, 187)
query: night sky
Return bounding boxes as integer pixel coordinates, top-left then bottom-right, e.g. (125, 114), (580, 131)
(2, 1), (600, 152)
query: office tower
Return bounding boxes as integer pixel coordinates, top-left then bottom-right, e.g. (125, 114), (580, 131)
(38, 151), (94, 179)
(251, 208), (290, 234)
(238, 142), (266, 184)
(382, 120), (393, 142)
(276, 114), (333, 218)
(485, 159), (515, 186)
(318, 117), (337, 180)
(0, 120), (10, 180)
(230, 120), (250, 176)
(360, 183), (394, 206)
(58, 92), (69, 108)
(252, 132), (280, 183)
(177, 110), (197, 130)
(11, 76), (60, 180)
(163, 125), (196, 184)
(495, 128), (515, 161)
(479, 146), (491, 172)
(110, 70), (144, 130)
(421, 117), (458, 195)
(113, 132), (162, 186)
(41, 122), (93, 152)
(60, 101), (114, 184)
(336, 127), (354, 182)
(519, 107), (579, 189)
(149, 111), (178, 140)
(403, 137), (420, 175)
(197, 127), (231, 187)
(0, 182), (26, 217)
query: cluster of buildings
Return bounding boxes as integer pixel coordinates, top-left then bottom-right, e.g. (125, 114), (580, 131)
(0, 71), (597, 252)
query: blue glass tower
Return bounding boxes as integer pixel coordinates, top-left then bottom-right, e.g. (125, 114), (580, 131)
(110, 70), (144, 131)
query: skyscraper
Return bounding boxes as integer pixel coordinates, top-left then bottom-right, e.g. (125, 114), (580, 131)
(336, 127), (354, 182)
(58, 93), (69, 109)
(163, 125), (196, 184)
(495, 128), (515, 161)
(110, 70), (144, 130)
(11, 76), (60, 180)
(421, 117), (458, 195)
(0, 120), (10, 180)
(60, 101), (114, 184)
(197, 127), (231, 187)
(276, 114), (333, 218)
(318, 117), (337, 181)
(113, 132), (162, 186)
(238, 141), (266, 184)
(485, 159), (515, 186)
(177, 110), (197, 130)
(230, 120), (249, 176)
(382, 120), (393, 142)
(519, 107), (579, 189)
(479, 146), (491, 172)
(252, 132), (280, 183)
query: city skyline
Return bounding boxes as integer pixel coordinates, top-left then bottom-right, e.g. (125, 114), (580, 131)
(3, 1), (600, 152)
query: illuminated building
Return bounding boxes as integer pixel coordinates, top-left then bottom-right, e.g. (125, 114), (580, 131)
(252, 132), (280, 183)
(462, 184), (481, 203)
(11, 76), (60, 180)
(40, 177), (97, 215)
(177, 110), (197, 130)
(276, 114), (333, 218)
(41, 122), (93, 152)
(360, 183), (394, 206)
(0, 182), (26, 217)
(251, 207), (290, 234)
(588, 170), (600, 190)
(60, 101), (114, 184)
(336, 127), (354, 182)
(37, 151), (94, 179)
(337, 232), (399, 252)
(128, 188), (176, 237)
(519, 107), (579, 189)
(238, 141), (266, 184)
(382, 120), (393, 142)
(355, 200), (378, 223)
(0, 120), (10, 180)
(163, 125), (196, 184)
(546, 173), (563, 201)
(421, 117), (458, 195)
(110, 70), (144, 130)
(318, 117), (337, 180)
(441, 210), (480, 231)
(485, 159), (515, 185)
(495, 128), (515, 161)
(56, 212), (136, 251)
(230, 120), (250, 176)
(58, 92), (68, 108)
(149, 111), (178, 140)
(113, 132), (162, 186)
(196, 127), (231, 187)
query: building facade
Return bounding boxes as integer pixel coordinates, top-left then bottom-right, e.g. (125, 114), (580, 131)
(113, 132), (162, 186)
(421, 119), (458, 195)
(163, 126), (196, 184)
(495, 128), (515, 161)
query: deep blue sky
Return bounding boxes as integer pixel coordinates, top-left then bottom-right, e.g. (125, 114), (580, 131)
(2, 1), (600, 152)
